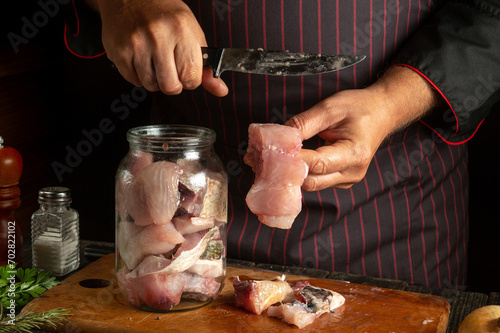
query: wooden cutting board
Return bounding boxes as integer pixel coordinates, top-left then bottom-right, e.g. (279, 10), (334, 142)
(24, 254), (449, 332)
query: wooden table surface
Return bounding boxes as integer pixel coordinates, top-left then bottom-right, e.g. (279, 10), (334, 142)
(23, 239), (499, 333)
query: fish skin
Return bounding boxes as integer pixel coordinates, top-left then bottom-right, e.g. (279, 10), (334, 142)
(199, 177), (228, 222)
(298, 285), (346, 313)
(267, 284), (346, 328)
(127, 161), (181, 226)
(160, 226), (219, 275)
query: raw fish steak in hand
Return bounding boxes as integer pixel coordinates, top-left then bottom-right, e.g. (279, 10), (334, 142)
(244, 124), (308, 229)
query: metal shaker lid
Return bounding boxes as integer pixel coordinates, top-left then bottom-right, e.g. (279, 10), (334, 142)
(38, 187), (72, 203)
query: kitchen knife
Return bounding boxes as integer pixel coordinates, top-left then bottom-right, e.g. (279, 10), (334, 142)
(202, 47), (365, 78)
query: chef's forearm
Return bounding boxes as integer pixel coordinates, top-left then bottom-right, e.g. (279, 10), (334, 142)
(366, 65), (441, 137)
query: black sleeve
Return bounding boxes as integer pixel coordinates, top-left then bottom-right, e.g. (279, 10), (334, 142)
(63, 0), (105, 58)
(392, 0), (500, 143)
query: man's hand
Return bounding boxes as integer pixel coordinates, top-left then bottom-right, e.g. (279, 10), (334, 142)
(286, 66), (439, 191)
(90, 0), (228, 96)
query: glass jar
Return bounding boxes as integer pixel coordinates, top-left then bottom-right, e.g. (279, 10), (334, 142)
(31, 187), (80, 276)
(115, 125), (228, 312)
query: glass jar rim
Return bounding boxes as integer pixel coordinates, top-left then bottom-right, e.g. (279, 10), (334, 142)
(127, 125), (216, 151)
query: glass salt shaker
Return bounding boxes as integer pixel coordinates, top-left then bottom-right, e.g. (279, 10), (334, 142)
(31, 187), (80, 276)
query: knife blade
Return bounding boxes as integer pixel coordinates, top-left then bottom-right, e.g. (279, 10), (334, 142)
(202, 47), (365, 78)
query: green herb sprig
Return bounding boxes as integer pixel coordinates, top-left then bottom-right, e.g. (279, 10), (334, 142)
(0, 264), (71, 331)
(0, 306), (71, 333)
(0, 264), (60, 310)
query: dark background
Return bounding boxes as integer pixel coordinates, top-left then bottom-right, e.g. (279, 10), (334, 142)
(1, 2), (498, 293)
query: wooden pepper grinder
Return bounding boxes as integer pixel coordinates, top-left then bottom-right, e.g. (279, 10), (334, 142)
(0, 136), (24, 267)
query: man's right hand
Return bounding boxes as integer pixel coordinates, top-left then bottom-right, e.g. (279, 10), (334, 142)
(91, 0), (228, 96)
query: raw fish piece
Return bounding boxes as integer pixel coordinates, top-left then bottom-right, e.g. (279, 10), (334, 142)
(138, 221), (185, 247)
(246, 123), (303, 158)
(245, 124), (308, 229)
(231, 274), (345, 329)
(115, 170), (133, 222)
(117, 221), (184, 270)
(118, 256), (192, 310)
(131, 254), (171, 277)
(117, 221), (142, 269)
(246, 151), (306, 229)
(131, 223), (182, 266)
(160, 227), (219, 275)
(115, 151), (154, 222)
(118, 255), (222, 310)
(199, 177), (228, 222)
(267, 284), (346, 329)
(133, 272), (192, 310)
(297, 285), (345, 313)
(172, 215), (215, 235)
(291, 280), (310, 293)
(127, 227), (218, 278)
(127, 161), (180, 226)
(116, 266), (141, 307)
(177, 158), (205, 189)
(187, 259), (224, 278)
(130, 271), (192, 310)
(128, 150), (153, 176)
(232, 275), (295, 315)
(183, 275), (222, 301)
(267, 303), (319, 329)
(265, 304), (283, 317)
(177, 159), (228, 222)
(179, 178), (228, 222)
(178, 183), (200, 215)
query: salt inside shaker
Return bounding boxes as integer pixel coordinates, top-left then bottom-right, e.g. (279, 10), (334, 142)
(31, 187), (80, 276)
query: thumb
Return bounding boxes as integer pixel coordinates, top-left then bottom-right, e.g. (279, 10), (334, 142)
(284, 100), (338, 141)
(201, 68), (229, 97)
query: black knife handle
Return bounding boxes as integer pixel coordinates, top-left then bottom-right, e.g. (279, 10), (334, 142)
(201, 47), (223, 78)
